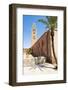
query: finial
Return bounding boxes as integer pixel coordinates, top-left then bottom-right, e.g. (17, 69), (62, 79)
(32, 23), (36, 29)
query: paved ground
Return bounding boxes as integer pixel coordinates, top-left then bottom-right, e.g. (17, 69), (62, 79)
(24, 63), (58, 75)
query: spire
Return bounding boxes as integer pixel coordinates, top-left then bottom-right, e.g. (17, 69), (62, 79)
(32, 23), (36, 29)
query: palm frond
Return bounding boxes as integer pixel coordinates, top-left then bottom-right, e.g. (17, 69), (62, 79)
(38, 19), (49, 28)
(38, 16), (57, 31)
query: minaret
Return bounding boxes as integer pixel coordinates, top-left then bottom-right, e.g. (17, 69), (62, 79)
(31, 23), (37, 46)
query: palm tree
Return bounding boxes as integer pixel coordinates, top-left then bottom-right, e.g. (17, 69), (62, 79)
(38, 16), (57, 69)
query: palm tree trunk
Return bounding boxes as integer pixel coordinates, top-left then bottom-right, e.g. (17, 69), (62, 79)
(51, 32), (57, 69)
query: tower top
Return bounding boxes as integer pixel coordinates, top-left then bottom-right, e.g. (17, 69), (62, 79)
(31, 23), (37, 46)
(32, 23), (36, 29)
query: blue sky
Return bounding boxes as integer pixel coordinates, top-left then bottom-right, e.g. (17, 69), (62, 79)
(23, 15), (48, 48)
